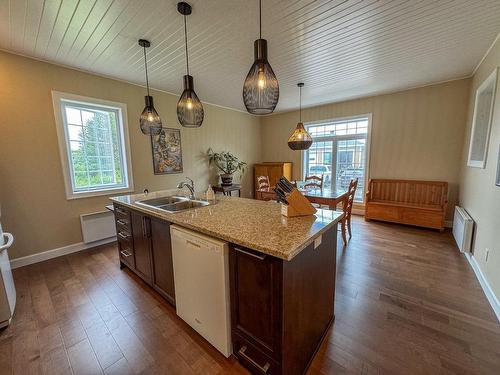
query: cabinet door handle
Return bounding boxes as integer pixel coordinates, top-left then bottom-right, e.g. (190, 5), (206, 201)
(117, 219), (128, 226)
(120, 250), (132, 257)
(142, 217), (151, 238)
(118, 232), (130, 240)
(238, 346), (270, 374)
(235, 247), (266, 261)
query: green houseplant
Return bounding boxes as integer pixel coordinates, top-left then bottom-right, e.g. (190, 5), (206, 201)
(207, 148), (247, 186)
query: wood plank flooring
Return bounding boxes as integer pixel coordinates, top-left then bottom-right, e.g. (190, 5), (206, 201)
(1, 217), (499, 374)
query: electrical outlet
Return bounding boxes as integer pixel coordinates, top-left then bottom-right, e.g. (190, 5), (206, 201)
(485, 248), (490, 262)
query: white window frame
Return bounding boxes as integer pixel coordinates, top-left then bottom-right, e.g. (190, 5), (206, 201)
(301, 113), (372, 203)
(52, 91), (134, 200)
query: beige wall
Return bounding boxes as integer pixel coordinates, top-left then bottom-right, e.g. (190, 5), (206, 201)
(261, 79), (471, 219)
(0, 51), (261, 259)
(459, 37), (500, 301)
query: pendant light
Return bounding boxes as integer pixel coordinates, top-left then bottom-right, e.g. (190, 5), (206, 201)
(138, 39), (162, 136)
(177, 2), (204, 128)
(288, 83), (312, 150)
(242, 0), (279, 115)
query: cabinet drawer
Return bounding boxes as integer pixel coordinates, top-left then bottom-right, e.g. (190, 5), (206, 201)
(114, 204), (131, 220)
(116, 217), (131, 232)
(117, 230), (132, 243)
(233, 334), (281, 375)
(118, 239), (135, 268)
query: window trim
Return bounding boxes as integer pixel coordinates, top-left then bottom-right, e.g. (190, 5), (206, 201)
(301, 113), (372, 204)
(52, 91), (134, 200)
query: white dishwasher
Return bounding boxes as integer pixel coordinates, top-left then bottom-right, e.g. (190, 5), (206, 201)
(170, 225), (232, 357)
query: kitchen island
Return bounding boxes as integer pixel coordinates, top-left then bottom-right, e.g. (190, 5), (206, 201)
(110, 190), (343, 375)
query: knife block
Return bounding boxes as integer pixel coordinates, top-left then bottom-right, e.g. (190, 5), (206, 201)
(281, 189), (317, 217)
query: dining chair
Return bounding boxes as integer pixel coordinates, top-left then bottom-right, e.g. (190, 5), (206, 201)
(304, 175), (324, 190)
(257, 175), (270, 190)
(340, 178), (358, 246)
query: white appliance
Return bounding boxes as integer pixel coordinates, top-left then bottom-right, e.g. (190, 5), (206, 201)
(0, 218), (16, 328)
(452, 206), (474, 253)
(170, 225), (232, 357)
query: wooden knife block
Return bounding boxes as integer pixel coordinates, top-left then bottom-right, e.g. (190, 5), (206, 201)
(281, 189), (317, 217)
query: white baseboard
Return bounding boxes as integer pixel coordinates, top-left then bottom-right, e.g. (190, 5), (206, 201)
(464, 252), (500, 323)
(10, 237), (117, 269)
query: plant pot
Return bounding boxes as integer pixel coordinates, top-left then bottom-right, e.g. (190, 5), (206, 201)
(220, 174), (233, 186)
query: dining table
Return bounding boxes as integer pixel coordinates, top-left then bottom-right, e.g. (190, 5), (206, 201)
(256, 184), (349, 210)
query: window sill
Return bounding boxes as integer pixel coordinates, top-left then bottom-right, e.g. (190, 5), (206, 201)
(66, 186), (134, 200)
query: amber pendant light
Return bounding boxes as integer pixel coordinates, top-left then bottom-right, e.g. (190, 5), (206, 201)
(242, 0), (279, 115)
(138, 39), (162, 136)
(177, 2), (204, 128)
(288, 83), (312, 150)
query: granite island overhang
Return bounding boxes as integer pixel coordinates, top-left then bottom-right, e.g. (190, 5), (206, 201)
(110, 190), (343, 261)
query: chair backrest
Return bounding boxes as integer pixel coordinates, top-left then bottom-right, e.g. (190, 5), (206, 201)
(304, 175), (324, 190)
(366, 179), (448, 206)
(257, 175), (270, 190)
(342, 178), (358, 219)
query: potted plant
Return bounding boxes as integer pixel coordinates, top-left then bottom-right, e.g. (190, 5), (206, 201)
(207, 148), (247, 186)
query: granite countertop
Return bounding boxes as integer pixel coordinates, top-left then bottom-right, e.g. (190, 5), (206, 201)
(110, 190), (343, 261)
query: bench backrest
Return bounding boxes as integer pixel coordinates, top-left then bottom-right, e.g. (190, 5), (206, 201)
(367, 179), (448, 206)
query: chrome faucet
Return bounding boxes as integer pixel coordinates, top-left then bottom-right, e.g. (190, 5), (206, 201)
(177, 177), (195, 199)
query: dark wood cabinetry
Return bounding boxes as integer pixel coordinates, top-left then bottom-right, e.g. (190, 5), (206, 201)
(150, 218), (175, 305)
(229, 225), (337, 375)
(113, 202), (338, 374)
(113, 204), (175, 306)
(130, 211), (153, 283)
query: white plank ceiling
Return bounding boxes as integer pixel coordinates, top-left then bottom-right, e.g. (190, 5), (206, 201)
(1, 0), (499, 112)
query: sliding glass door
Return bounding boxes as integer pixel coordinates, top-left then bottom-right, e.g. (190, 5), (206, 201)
(303, 116), (370, 202)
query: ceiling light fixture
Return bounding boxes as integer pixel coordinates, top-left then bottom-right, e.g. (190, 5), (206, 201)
(177, 2), (204, 128)
(288, 83), (312, 150)
(242, 0), (279, 115)
(138, 39), (162, 136)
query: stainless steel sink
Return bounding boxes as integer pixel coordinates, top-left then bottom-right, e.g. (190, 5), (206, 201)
(136, 196), (188, 208)
(136, 196), (212, 213)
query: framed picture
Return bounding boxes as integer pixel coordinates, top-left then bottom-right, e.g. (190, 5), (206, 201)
(151, 128), (183, 175)
(467, 68), (498, 168)
(496, 145), (500, 187)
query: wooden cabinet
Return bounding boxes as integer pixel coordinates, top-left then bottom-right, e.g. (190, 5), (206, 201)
(230, 246), (283, 361)
(229, 225), (337, 375)
(131, 211), (153, 283)
(113, 204), (175, 306)
(254, 162), (292, 197)
(150, 218), (176, 305)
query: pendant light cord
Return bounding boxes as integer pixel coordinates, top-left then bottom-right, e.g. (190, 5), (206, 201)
(259, 0), (262, 39)
(299, 85), (302, 122)
(184, 14), (190, 76)
(143, 45), (150, 96)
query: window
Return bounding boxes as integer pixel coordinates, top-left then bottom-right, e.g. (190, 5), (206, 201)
(303, 116), (371, 202)
(52, 92), (133, 199)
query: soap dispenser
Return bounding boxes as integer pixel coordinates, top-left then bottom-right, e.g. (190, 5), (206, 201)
(206, 184), (215, 202)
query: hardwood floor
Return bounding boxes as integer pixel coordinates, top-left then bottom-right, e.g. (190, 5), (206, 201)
(1, 217), (499, 374)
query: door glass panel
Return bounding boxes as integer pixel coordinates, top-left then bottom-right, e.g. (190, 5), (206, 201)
(304, 141), (333, 189)
(336, 138), (366, 201)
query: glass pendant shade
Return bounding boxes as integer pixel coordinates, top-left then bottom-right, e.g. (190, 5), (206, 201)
(138, 39), (162, 135)
(243, 39), (279, 115)
(288, 82), (312, 150)
(288, 122), (313, 150)
(140, 95), (162, 135)
(177, 75), (204, 127)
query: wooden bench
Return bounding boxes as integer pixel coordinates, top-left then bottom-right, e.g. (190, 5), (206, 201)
(365, 179), (448, 231)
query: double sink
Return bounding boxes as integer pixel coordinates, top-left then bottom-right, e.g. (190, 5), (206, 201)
(136, 195), (212, 213)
